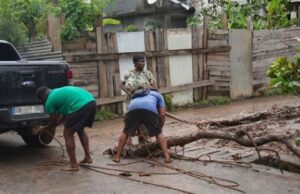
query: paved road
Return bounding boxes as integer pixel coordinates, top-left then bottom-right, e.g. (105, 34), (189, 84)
(1, 95), (300, 194)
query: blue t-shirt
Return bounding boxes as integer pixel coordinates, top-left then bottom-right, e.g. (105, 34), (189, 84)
(127, 91), (165, 114)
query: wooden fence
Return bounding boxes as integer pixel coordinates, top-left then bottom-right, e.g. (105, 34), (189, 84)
(252, 27), (300, 92)
(16, 25), (300, 112)
(62, 26), (231, 113)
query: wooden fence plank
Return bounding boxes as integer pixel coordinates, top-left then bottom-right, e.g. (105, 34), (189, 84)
(64, 46), (230, 62)
(96, 80), (214, 105)
(202, 16), (209, 100)
(192, 27), (203, 101)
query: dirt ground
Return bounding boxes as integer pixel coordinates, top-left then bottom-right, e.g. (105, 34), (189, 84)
(1, 95), (300, 194)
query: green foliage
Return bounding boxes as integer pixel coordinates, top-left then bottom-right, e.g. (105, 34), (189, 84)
(259, 88), (283, 96)
(197, 97), (231, 107)
(60, 19), (80, 41)
(125, 24), (139, 32)
(103, 18), (121, 26)
(186, 16), (202, 27)
(0, 0), (28, 45)
(296, 138), (300, 147)
(145, 20), (162, 30)
(13, 0), (52, 41)
(58, 0), (114, 40)
(163, 95), (230, 111)
(266, 0), (295, 29)
(191, 0), (294, 30)
(94, 110), (119, 121)
(163, 94), (173, 111)
(267, 56), (300, 94)
(0, 0), (114, 43)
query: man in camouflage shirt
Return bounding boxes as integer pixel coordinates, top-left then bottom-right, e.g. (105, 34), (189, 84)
(120, 55), (155, 96)
(120, 55), (156, 144)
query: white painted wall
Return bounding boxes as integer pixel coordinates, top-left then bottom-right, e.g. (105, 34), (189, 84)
(117, 32), (146, 113)
(167, 29), (193, 106)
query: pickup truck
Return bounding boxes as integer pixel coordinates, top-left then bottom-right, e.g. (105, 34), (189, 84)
(0, 40), (72, 147)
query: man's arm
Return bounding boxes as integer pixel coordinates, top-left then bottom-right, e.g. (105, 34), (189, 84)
(158, 107), (166, 128)
(120, 81), (134, 99)
(120, 81), (131, 94)
(147, 71), (156, 89)
(39, 114), (65, 133)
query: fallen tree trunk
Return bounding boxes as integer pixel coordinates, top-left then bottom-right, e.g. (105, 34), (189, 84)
(105, 129), (300, 158)
(129, 130), (300, 157)
(105, 106), (300, 159)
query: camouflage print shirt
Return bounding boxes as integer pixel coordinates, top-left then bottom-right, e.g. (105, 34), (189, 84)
(123, 68), (155, 93)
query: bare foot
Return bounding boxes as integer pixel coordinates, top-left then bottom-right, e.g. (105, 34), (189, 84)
(62, 165), (79, 171)
(79, 157), (93, 165)
(165, 157), (173, 163)
(112, 157), (120, 163)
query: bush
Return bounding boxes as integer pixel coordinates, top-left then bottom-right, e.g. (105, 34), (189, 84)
(94, 110), (119, 121)
(103, 18), (121, 26)
(61, 19), (80, 41)
(0, 1), (28, 45)
(163, 94), (173, 111)
(267, 56), (300, 94)
(197, 97), (231, 107)
(58, 0), (114, 40)
(190, 0), (295, 30)
(125, 25), (139, 32)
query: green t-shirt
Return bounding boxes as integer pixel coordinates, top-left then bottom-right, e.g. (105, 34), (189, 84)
(45, 86), (95, 115)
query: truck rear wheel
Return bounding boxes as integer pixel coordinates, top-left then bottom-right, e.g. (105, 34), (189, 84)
(20, 126), (56, 147)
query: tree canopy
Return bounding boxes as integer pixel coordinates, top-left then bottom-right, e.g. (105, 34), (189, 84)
(187, 0), (296, 30)
(0, 0), (114, 45)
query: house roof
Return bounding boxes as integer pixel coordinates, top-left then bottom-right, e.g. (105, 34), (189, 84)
(103, 0), (192, 18)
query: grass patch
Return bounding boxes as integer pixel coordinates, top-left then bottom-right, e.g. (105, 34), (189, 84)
(259, 88), (284, 96)
(197, 97), (231, 107)
(296, 138), (300, 147)
(94, 110), (119, 121)
(163, 94), (173, 111)
(172, 97), (231, 111)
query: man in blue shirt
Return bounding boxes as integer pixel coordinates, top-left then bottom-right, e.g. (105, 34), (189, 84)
(113, 90), (172, 163)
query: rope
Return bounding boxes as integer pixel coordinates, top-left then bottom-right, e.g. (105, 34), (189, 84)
(125, 125), (246, 194)
(82, 165), (196, 194)
(36, 124), (246, 193)
(36, 132), (196, 194)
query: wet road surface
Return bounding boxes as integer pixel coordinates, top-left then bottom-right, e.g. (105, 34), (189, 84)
(1, 95), (300, 194)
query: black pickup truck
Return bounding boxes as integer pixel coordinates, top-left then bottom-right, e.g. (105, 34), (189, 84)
(0, 40), (72, 146)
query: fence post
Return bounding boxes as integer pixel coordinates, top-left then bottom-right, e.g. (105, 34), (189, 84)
(298, 6), (300, 27)
(47, 15), (62, 51)
(191, 27), (203, 101)
(96, 17), (108, 99)
(221, 10), (228, 30)
(201, 16), (209, 100)
(229, 29), (253, 99)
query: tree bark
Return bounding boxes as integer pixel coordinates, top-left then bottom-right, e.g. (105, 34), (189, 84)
(105, 106), (300, 158)
(126, 130), (300, 157)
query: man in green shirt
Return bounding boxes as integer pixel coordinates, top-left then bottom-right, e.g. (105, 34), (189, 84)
(37, 86), (96, 171)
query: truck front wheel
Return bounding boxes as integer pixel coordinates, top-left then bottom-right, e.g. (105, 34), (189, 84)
(20, 126), (56, 147)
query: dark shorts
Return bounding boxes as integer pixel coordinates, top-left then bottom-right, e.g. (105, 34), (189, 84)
(123, 109), (162, 137)
(64, 101), (97, 132)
